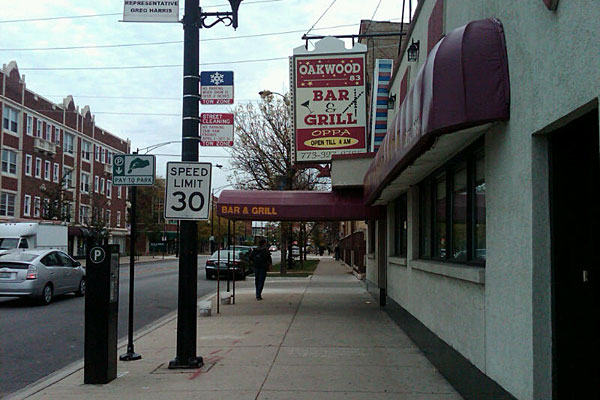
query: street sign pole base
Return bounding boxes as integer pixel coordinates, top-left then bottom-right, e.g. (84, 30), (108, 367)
(168, 356), (204, 369)
(119, 352), (142, 361)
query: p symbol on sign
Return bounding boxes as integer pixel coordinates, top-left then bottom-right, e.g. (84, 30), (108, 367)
(90, 247), (106, 264)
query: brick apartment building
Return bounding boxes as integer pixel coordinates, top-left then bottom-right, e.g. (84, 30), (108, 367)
(1, 61), (130, 257)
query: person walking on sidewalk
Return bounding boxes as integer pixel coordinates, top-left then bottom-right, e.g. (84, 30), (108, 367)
(251, 239), (272, 300)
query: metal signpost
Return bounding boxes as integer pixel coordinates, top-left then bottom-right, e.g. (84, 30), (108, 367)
(200, 71), (234, 105)
(113, 153), (155, 362)
(200, 113), (234, 146)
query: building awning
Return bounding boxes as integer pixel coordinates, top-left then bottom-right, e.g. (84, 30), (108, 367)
(364, 18), (509, 205)
(217, 190), (384, 221)
(68, 226), (91, 237)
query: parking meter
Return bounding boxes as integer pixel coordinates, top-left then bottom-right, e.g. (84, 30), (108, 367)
(84, 244), (119, 384)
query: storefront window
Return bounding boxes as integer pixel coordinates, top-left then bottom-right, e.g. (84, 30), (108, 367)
(474, 155), (486, 260)
(419, 141), (485, 265)
(394, 194), (408, 257)
(433, 174), (446, 259)
(452, 164), (467, 261)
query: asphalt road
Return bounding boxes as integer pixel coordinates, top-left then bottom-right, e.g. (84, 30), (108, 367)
(0, 255), (216, 398)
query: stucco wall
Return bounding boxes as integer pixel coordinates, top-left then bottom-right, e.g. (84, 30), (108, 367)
(375, 1), (600, 399)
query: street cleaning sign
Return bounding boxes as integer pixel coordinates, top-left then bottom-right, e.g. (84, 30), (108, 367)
(200, 71), (234, 105)
(291, 37), (368, 164)
(165, 162), (212, 220)
(200, 113), (234, 146)
(122, 1), (180, 23)
(113, 154), (156, 186)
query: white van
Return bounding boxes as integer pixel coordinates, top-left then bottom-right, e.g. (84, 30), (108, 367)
(0, 222), (68, 253)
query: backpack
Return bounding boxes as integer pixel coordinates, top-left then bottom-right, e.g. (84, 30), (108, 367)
(250, 248), (267, 269)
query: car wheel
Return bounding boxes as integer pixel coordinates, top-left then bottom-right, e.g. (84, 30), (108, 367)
(75, 278), (86, 297)
(206, 271), (212, 280)
(40, 284), (53, 305)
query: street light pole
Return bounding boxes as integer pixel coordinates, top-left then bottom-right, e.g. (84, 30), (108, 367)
(169, 1), (243, 370)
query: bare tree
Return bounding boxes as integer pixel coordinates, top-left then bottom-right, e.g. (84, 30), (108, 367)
(228, 95), (327, 273)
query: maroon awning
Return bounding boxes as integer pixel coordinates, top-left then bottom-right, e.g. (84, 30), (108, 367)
(217, 190), (384, 221)
(364, 18), (509, 204)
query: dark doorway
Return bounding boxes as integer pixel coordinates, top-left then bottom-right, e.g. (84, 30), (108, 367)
(550, 108), (600, 398)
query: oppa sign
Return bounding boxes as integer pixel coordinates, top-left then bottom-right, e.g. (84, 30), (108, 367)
(292, 49), (368, 163)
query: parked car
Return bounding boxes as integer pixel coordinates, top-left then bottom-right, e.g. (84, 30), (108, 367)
(205, 249), (251, 280)
(0, 249), (85, 305)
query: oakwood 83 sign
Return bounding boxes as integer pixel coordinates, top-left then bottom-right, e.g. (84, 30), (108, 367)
(291, 37), (368, 163)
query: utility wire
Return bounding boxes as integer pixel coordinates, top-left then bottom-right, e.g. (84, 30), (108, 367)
(304, 0), (338, 37)
(19, 56), (288, 71)
(0, 0), (289, 24)
(0, 22), (368, 52)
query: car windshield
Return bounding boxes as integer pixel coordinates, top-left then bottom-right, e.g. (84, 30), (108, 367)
(0, 238), (19, 250)
(0, 252), (39, 262)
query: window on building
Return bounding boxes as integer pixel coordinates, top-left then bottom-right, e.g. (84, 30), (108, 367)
(34, 196), (41, 217)
(2, 106), (19, 134)
(118, 186), (122, 199)
(419, 143), (485, 264)
(42, 198), (50, 219)
(106, 151), (112, 166)
(101, 147), (106, 164)
(45, 124), (52, 142)
(80, 173), (90, 193)
(53, 163), (60, 183)
(106, 210), (111, 227)
(94, 175), (99, 193)
(100, 178), (105, 194)
(0, 192), (16, 217)
(26, 115), (33, 136)
(36, 120), (42, 137)
(63, 167), (73, 190)
(1, 149), (17, 175)
(106, 180), (112, 198)
(95, 145), (100, 162)
(117, 211), (121, 227)
(35, 157), (42, 178)
(44, 160), (51, 181)
(63, 132), (74, 154)
(25, 154), (32, 176)
(79, 205), (89, 225)
(82, 140), (91, 161)
(23, 195), (31, 217)
(54, 127), (61, 144)
(394, 193), (408, 257)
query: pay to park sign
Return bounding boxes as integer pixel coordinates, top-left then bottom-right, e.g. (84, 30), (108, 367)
(200, 113), (234, 146)
(113, 154), (156, 186)
(165, 162), (212, 220)
(291, 38), (368, 163)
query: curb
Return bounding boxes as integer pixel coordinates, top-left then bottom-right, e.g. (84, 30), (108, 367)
(6, 291), (217, 400)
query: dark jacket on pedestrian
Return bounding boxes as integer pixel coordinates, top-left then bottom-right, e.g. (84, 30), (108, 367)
(250, 246), (272, 271)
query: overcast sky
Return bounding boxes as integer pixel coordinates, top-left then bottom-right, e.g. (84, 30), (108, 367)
(0, 0), (407, 191)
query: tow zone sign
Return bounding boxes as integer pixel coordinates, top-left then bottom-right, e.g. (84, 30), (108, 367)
(165, 162), (212, 220)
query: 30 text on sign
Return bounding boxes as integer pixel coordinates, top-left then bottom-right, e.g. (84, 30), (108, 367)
(165, 162), (212, 220)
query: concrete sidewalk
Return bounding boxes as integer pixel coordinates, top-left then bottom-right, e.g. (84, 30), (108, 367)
(14, 258), (462, 400)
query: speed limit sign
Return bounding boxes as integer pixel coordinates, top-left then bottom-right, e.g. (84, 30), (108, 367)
(165, 162), (212, 220)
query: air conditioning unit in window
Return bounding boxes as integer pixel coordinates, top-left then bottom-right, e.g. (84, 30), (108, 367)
(104, 164), (112, 175)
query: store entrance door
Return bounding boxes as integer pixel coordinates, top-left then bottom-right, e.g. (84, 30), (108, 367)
(550, 108), (600, 398)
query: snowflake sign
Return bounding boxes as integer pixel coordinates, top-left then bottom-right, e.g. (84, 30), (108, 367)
(210, 72), (225, 86)
(200, 71), (234, 104)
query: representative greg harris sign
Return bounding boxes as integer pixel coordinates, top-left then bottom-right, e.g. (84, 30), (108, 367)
(122, 1), (180, 22)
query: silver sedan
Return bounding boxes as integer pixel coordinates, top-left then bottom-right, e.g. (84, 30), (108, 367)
(0, 249), (86, 305)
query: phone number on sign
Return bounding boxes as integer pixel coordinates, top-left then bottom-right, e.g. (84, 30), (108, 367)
(297, 150), (364, 160)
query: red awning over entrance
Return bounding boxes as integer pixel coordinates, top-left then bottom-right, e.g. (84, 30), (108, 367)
(217, 190), (384, 221)
(364, 18), (510, 204)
